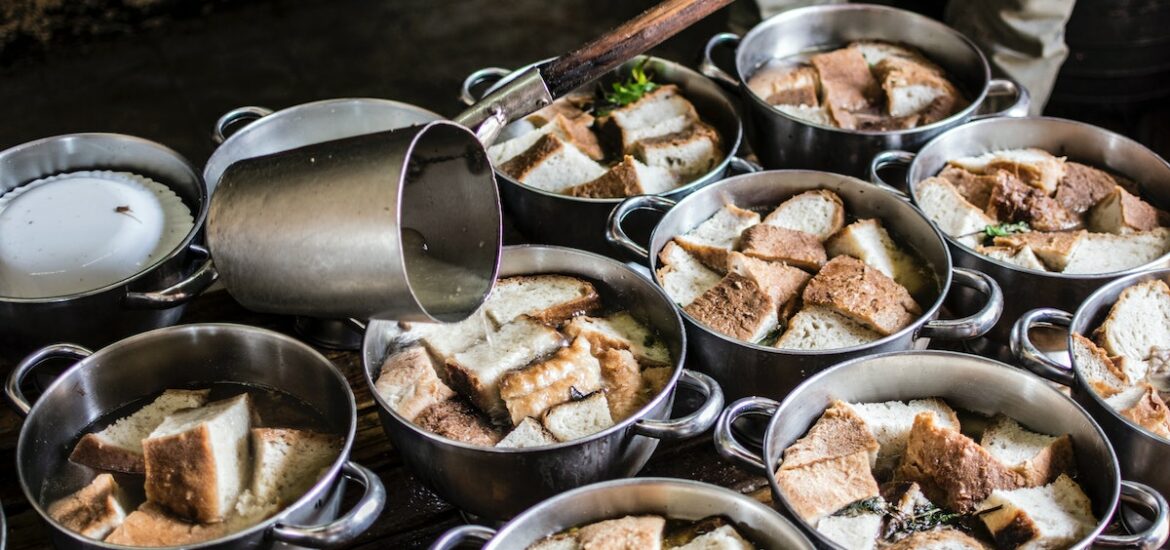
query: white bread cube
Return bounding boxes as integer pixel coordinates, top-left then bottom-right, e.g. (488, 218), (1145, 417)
(978, 474), (1096, 549)
(563, 311), (671, 368)
(775, 104), (834, 127)
(816, 513), (882, 550)
(977, 245), (1049, 271)
(826, 218), (932, 296)
(775, 306), (883, 350)
(763, 190), (846, 241)
(949, 148), (1066, 196)
(143, 394), (252, 523)
(980, 416), (1075, 487)
(374, 345), (456, 422)
(1095, 279), (1170, 363)
(1071, 333), (1129, 397)
(802, 256), (921, 336)
(674, 204), (761, 272)
(446, 316), (566, 421)
(541, 391), (614, 442)
(246, 428), (340, 509)
(488, 113), (603, 165)
(605, 84), (700, 152)
(567, 155), (677, 198)
(633, 121), (722, 181)
(1087, 186), (1162, 235)
(69, 389), (209, 474)
(576, 515), (665, 549)
(47, 474), (131, 540)
(846, 398), (961, 475)
(656, 241), (722, 307)
(498, 337), (602, 425)
(484, 274), (601, 327)
(496, 417), (559, 449)
(1064, 228), (1170, 274)
(674, 524), (754, 550)
(916, 176), (999, 248)
(738, 223), (827, 271)
(499, 134), (607, 193)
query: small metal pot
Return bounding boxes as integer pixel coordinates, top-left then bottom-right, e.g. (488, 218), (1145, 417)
(873, 116), (1170, 344)
(716, 350), (1170, 549)
(700, 4), (1029, 177)
(429, 477), (815, 549)
(362, 245), (725, 520)
(4, 324), (386, 549)
(460, 55), (749, 258)
(1013, 268), (1170, 507)
(607, 170), (1003, 402)
(0, 134), (217, 361)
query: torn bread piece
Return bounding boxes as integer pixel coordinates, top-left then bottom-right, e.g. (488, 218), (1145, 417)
(248, 428), (341, 508)
(776, 104), (835, 127)
(656, 240), (722, 307)
(802, 256), (921, 336)
(984, 172), (1081, 232)
(777, 450), (880, 524)
(563, 311), (671, 369)
(415, 399), (501, 446)
(70, 388), (210, 474)
(780, 400), (880, 471)
(1062, 228), (1170, 274)
(978, 474), (1096, 550)
(104, 502), (233, 547)
(488, 113), (603, 165)
(977, 245), (1049, 271)
(1087, 186), (1163, 234)
(811, 47), (878, 113)
(938, 165), (999, 210)
(993, 231), (1085, 272)
(566, 155), (676, 198)
(774, 306), (883, 350)
(762, 189), (846, 241)
(525, 93), (595, 128)
(948, 148), (1066, 196)
(915, 176), (998, 248)
(1108, 383), (1170, 438)
(728, 252), (811, 309)
(446, 316), (566, 421)
(498, 337), (603, 425)
(738, 223), (827, 271)
(874, 56), (961, 121)
(47, 474), (131, 540)
(673, 523), (755, 550)
(826, 218), (931, 297)
(496, 417), (559, 449)
(846, 398), (961, 476)
(576, 515), (665, 549)
(750, 63), (820, 106)
(633, 121), (722, 181)
(499, 134), (607, 193)
(816, 512), (883, 550)
(419, 310), (492, 362)
(598, 348), (646, 420)
(1094, 279), (1170, 363)
(980, 416), (1075, 487)
(602, 84), (700, 153)
(685, 272), (779, 343)
(1055, 162), (1124, 215)
(484, 275), (601, 327)
(542, 391), (614, 441)
(374, 345), (456, 422)
(674, 203), (761, 272)
(1070, 333), (1129, 397)
(851, 40), (938, 70)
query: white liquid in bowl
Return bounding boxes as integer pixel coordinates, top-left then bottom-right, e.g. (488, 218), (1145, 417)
(0, 171), (194, 298)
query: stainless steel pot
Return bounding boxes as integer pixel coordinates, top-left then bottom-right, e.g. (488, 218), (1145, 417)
(873, 116), (1170, 344)
(716, 350), (1170, 549)
(1013, 268), (1170, 509)
(0, 134), (217, 361)
(460, 55), (749, 258)
(607, 170), (1003, 402)
(429, 477), (815, 550)
(361, 245), (725, 520)
(700, 4), (1029, 177)
(4, 324), (385, 549)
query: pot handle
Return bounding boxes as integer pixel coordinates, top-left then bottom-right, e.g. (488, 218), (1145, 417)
(918, 268), (1003, 340)
(460, 67), (512, 106)
(1096, 481), (1170, 548)
(972, 77), (1031, 121)
(5, 343), (93, 417)
(270, 461), (387, 548)
(212, 106), (274, 144)
(429, 525), (498, 550)
(728, 155), (762, 174)
(713, 396), (778, 474)
(1009, 307), (1076, 386)
(699, 32), (741, 90)
(124, 244), (219, 309)
(632, 369), (724, 439)
(868, 149), (915, 200)
(606, 194), (677, 262)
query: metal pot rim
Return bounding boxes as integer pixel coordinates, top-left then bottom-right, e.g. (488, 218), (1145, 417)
(734, 3), (991, 137)
(0, 133), (207, 304)
(16, 323), (359, 549)
(908, 116), (1170, 280)
(362, 243), (688, 454)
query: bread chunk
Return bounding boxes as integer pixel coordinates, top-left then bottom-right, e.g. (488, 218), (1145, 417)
(541, 391), (614, 441)
(980, 416), (1075, 487)
(143, 394), (252, 523)
(415, 399), (501, 445)
(938, 165), (999, 210)
(841, 111), (923, 132)
(446, 316), (566, 421)
(816, 512), (882, 550)
(750, 64), (820, 106)
(811, 47), (878, 113)
(567, 155), (677, 198)
(105, 502), (233, 547)
(673, 523), (754, 550)
(885, 529), (987, 550)
(915, 177), (998, 248)
(1071, 333), (1128, 397)
(1062, 228), (1170, 274)
(563, 311), (671, 369)
(775, 306), (883, 350)
(488, 113), (603, 165)
(895, 413), (1023, 512)
(656, 240), (722, 308)
(1110, 383), (1170, 438)
(978, 474), (1096, 549)
(599, 348), (648, 421)
(1055, 162), (1122, 215)
(874, 56), (961, 120)
(70, 389), (209, 474)
(525, 94), (595, 128)
(374, 346), (456, 422)
(485, 275), (601, 327)
(738, 223), (827, 271)
(603, 84), (700, 153)
(685, 272), (779, 342)
(499, 134), (607, 193)
(498, 337), (603, 425)
(728, 252), (811, 309)
(576, 515), (664, 550)
(418, 310), (492, 361)
(993, 231), (1085, 272)
(674, 204), (761, 272)
(781, 400), (880, 471)
(496, 417), (559, 449)
(47, 474), (130, 540)
(633, 121), (722, 181)
(802, 256), (921, 336)
(985, 172), (1080, 232)
(826, 218), (931, 296)
(1087, 186), (1163, 234)
(851, 40), (939, 70)
(777, 450), (880, 523)
(763, 190), (846, 241)
(1095, 279), (1170, 363)
(846, 398), (961, 475)
(948, 148), (1066, 196)
(247, 428), (340, 510)
(776, 104), (835, 127)
(977, 245), (1049, 271)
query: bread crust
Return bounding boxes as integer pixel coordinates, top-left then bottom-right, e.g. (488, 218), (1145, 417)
(415, 399), (501, 446)
(780, 400), (879, 471)
(1056, 162), (1121, 215)
(738, 224), (827, 271)
(105, 502), (229, 547)
(69, 435), (147, 474)
(802, 256), (920, 336)
(144, 424), (220, 523)
(684, 272), (777, 342)
(938, 165), (998, 210)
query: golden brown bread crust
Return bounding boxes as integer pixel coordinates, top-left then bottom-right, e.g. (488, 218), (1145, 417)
(985, 172), (1081, 232)
(1090, 186), (1163, 233)
(873, 55), (965, 125)
(895, 413), (1024, 513)
(552, 113), (604, 161)
(414, 399), (501, 446)
(938, 165), (1000, 210)
(1056, 162), (1121, 215)
(143, 424), (220, 523)
(674, 240), (735, 275)
(811, 47), (878, 113)
(104, 502), (229, 547)
(730, 253), (812, 306)
(801, 256), (921, 336)
(989, 509), (1041, 549)
(567, 156), (643, 198)
(683, 273), (775, 341)
(765, 65), (821, 106)
(599, 348), (645, 422)
(492, 276), (601, 326)
(1072, 333), (1130, 389)
(780, 400), (879, 471)
(498, 133), (562, 181)
(776, 450), (880, 523)
(47, 474), (125, 538)
(1020, 433), (1076, 487)
(576, 515), (665, 548)
(1120, 384), (1170, 438)
(69, 435), (146, 474)
(738, 224), (827, 271)
(993, 230), (1085, 270)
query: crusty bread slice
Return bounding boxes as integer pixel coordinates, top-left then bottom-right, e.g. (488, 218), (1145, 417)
(816, 512), (882, 550)
(776, 450), (880, 524)
(1063, 228), (1170, 274)
(915, 176), (998, 248)
(774, 306), (883, 350)
(728, 252), (811, 310)
(499, 134), (607, 193)
(374, 345), (456, 422)
(446, 316), (566, 422)
(674, 204), (761, 272)
(763, 190), (846, 241)
(1095, 279), (1170, 363)
(980, 416), (1075, 487)
(656, 240), (722, 308)
(885, 529), (987, 550)
(495, 417), (559, 449)
(1108, 383), (1170, 438)
(488, 113), (603, 165)
(563, 311), (671, 369)
(246, 428), (340, 512)
(576, 515), (665, 549)
(525, 94), (595, 128)
(70, 389), (210, 474)
(1087, 186), (1163, 234)
(415, 398), (501, 446)
(674, 523), (754, 550)
(749, 63), (820, 107)
(874, 56), (959, 119)
(802, 256), (921, 336)
(978, 474), (1096, 549)
(938, 165), (998, 210)
(948, 148), (1066, 196)
(895, 413), (1023, 513)
(143, 393), (252, 523)
(846, 398), (961, 476)
(993, 231), (1085, 272)
(1071, 333), (1129, 397)
(738, 223), (827, 271)
(104, 502), (233, 547)
(811, 47), (878, 113)
(780, 400), (880, 471)
(1056, 162), (1124, 215)
(977, 245), (1049, 271)
(566, 155), (677, 198)
(48, 474), (130, 540)
(633, 120), (722, 181)
(498, 337), (602, 425)
(775, 104), (835, 127)
(541, 391), (614, 442)
(419, 310), (492, 362)
(850, 40), (937, 70)
(984, 172), (1081, 232)
(684, 272), (780, 343)
(484, 275), (601, 327)
(604, 84), (700, 153)
(826, 218), (931, 297)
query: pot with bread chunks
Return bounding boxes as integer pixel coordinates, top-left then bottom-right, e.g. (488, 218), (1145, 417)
(608, 170), (1003, 401)
(362, 245), (724, 520)
(1013, 268), (1170, 510)
(873, 116), (1170, 345)
(716, 350), (1170, 549)
(5, 324), (385, 549)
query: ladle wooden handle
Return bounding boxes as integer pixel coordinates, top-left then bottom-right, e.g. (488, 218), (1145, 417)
(541, 0), (734, 97)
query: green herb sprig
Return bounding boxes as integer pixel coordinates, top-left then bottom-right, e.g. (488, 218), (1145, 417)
(983, 221), (1030, 239)
(597, 60), (658, 116)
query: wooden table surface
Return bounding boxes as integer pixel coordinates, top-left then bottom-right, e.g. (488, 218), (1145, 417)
(0, 290), (772, 549)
